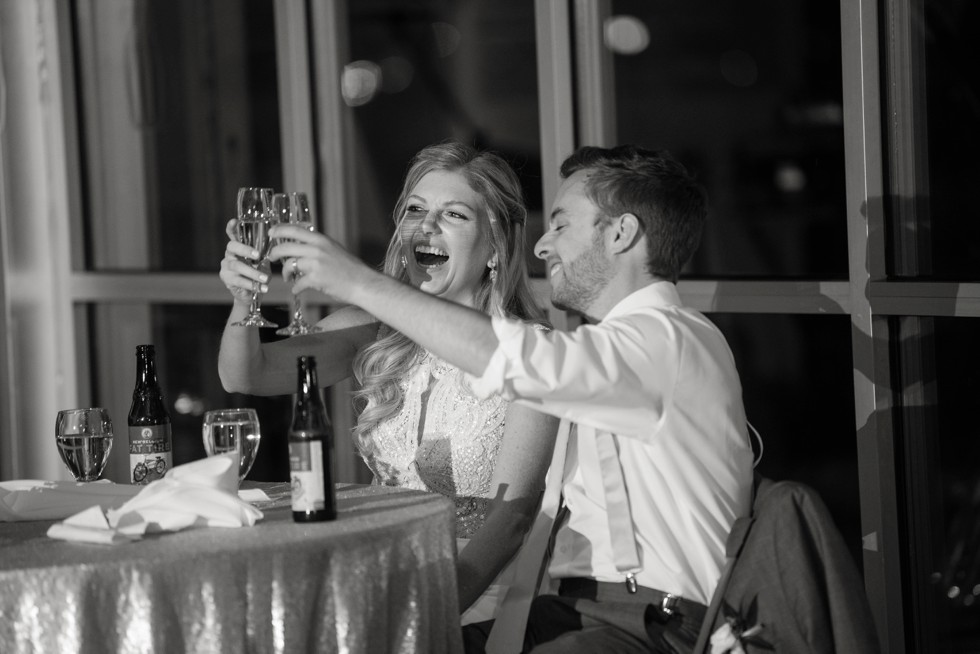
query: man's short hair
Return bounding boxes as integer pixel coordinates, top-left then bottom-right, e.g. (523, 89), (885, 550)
(560, 145), (707, 282)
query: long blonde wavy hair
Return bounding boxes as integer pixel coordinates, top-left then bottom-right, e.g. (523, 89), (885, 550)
(351, 142), (545, 457)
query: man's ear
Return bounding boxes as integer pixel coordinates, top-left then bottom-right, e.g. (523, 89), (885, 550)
(608, 213), (642, 254)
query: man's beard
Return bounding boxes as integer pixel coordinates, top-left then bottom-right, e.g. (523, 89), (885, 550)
(550, 229), (613, 315)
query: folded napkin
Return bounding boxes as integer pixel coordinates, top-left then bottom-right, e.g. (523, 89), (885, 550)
(47, 453), (264, 544)
(1, 479), (140, 522)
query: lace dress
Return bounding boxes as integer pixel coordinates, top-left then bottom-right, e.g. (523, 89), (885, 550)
(359, 349), (516, 623)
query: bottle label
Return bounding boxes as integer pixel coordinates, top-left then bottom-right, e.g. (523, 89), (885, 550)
(289, 440), (326, 512)
(128, 425), (173, 485)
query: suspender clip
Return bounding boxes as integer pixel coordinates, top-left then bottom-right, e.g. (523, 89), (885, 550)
(624, 572), (637, 594)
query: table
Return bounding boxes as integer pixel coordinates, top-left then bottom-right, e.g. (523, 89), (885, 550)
(0, 483), (463, 654)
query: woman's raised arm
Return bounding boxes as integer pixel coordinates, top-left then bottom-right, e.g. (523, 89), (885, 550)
(217, 218), (379, 395)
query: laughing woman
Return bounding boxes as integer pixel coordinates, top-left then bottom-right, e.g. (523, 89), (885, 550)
(217, 142), (559, 635)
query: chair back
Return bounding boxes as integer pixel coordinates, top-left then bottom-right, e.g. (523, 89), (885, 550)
(692, 476), (881, 653)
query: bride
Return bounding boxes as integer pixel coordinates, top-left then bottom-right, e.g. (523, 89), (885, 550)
(218, 142), (559, 632)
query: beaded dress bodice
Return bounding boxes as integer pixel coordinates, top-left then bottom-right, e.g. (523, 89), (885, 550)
(360, 350), (507, 538)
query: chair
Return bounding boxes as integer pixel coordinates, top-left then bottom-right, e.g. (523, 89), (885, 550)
(692, 477), (882, 653)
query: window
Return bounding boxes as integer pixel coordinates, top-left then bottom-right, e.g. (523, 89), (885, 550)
(71, 0), (292, 483)
(610, 0), (847, 279)
(342, 0), (544, 275)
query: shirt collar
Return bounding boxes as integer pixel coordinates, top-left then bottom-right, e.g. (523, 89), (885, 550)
(603, 281), (681, 322)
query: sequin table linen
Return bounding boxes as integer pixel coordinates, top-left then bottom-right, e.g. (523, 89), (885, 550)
(0, 483), (462, 654)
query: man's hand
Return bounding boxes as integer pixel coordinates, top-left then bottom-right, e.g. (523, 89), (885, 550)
(267, 224), (377, 304)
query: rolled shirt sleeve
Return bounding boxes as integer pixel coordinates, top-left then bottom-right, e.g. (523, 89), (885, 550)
(467, 313), (680, 436)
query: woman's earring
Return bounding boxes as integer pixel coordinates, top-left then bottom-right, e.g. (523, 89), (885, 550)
(488, 258), (498, 284)
(400, 255), (408, 269)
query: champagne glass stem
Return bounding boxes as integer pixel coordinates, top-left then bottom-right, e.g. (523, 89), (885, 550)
(292, 294), (303, 324)
(276, 274), (317, 335)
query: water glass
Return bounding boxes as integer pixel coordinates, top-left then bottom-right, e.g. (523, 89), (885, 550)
(202, 408), (261, 484)
(55, 408), (113, 482)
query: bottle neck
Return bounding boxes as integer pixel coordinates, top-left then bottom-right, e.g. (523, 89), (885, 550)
(292, 360), (330, 433)
(296, 363), (320, 404)
(135, 356), (160, 390)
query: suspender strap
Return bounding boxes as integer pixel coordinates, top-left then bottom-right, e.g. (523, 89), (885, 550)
(592, 427), (642, 589)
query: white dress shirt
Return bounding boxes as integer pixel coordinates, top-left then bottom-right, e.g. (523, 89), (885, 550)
(469, 281), (754, 604)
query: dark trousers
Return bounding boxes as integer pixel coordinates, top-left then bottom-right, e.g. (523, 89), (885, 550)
(523, 578), (707, 654)
(462, 619), (494, 654)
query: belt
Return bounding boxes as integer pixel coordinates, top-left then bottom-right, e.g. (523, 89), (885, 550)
(558, 577), (707, 624)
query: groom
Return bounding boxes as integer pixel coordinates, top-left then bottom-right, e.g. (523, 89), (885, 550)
(270, 145), (754, 653)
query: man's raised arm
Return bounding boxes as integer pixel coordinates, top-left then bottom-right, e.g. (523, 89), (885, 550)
(268, 223), (500, 376)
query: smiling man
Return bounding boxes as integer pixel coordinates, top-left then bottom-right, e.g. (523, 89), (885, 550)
(271, 145), (755, 654)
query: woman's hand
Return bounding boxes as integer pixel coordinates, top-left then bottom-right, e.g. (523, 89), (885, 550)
(219, 218), (270, 303)
(267, 224), (376, 305)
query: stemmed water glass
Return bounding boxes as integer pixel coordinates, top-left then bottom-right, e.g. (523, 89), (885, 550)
(55, 408), (113, 482)
(231, 187), (279, 327)
(202, 408), (262, 485)
(274, 192), (319, 336)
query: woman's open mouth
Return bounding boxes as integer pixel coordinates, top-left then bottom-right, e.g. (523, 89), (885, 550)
(414, 245), (449, 269)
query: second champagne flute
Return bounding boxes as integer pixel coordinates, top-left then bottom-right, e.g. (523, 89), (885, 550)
(231, 187), (279, 328)
(275, 192), (318, 336)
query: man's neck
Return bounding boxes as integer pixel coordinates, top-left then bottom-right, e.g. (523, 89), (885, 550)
(582, 268), (662, 321)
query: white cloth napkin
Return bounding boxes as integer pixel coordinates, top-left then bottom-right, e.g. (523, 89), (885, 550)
(1, 479), (140, 522)
(46, 453), (264, 544)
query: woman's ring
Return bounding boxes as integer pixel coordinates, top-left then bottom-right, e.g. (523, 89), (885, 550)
(292, 258), (300, 277)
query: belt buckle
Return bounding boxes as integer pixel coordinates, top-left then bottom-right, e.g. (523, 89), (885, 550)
(660, 593), (678, 616)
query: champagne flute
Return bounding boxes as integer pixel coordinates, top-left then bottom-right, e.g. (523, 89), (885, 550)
(202, 408), (262, 485)
(275, 192), (319, 336)
(55, 408), (113, 482)
(231, 187), (279, 328)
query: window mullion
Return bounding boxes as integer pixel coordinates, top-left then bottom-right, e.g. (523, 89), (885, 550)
(841, 0), (904, 650)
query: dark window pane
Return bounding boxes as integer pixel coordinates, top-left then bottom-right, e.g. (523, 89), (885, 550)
(609, 0), (847, 279)
(899, 2), (980, 280)
(900, 317), (980, 649)
(711, 313), (862, 568)
(154, 305), (292, 482)
(344, 0), (543, 275)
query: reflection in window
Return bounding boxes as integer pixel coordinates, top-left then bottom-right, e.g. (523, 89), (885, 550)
(74, 0), (282, 273)
(914, 317), (980, 646)
(609, 0), (847, 279)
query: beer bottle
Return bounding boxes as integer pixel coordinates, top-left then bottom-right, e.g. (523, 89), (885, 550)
(288, 356), (336, 522)
(127, 344), (173, 484)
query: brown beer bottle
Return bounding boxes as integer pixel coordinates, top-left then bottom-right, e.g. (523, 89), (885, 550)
(127, 344), (173, 485)
(288, 356), (336, 522)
